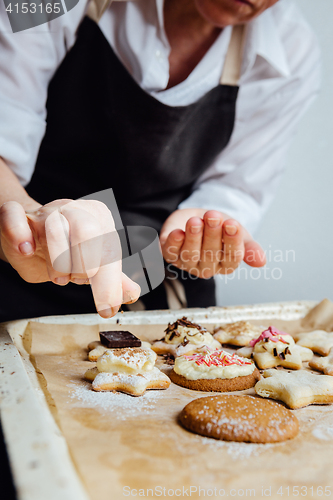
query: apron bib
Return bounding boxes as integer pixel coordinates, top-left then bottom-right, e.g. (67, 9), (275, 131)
(0, 3), (245, 321)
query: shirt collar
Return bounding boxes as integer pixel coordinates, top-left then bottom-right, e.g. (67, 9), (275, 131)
(243, 7), (290, 78)
(154, 0), (290, 78)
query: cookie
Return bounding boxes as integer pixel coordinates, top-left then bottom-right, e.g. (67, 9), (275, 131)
(169, 349), (260, 392)
(294, 330), (333, 356)
(87, 340), (151, 361)
(179, 395), (299, 443)
(236, 326), (313, 370)
(152, 317), (221, 358)
(255, 369), (333, 409)
(213, 321), (263, 346)
(309, 349), (333, 375)
(84, 347), (170, 396)
(92, 367), (170, 396)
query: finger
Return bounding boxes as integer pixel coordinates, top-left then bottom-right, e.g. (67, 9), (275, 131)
(180, 217), (204, 265)
(44, 209), (71, 285)
(90, 228), (123, 318)
(220, 219), (244, 272)
(244, 240), (266, 267)
(199, 211), (223, 276)
(0, 201), (35, 257)
(61, 206), (103, 281)
(161, 229), (185, 265)
(121, 272), (141, 304)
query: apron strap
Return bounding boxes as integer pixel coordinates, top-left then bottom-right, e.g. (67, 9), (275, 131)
(220, 24), (246, 86)
(87, 1), (245, 86)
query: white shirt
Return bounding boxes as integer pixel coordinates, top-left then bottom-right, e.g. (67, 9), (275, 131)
(0, 0), (321, 234)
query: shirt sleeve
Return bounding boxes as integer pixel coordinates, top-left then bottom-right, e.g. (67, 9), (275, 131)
(178, 10), (322, 236)
(0, 1), (86, 186)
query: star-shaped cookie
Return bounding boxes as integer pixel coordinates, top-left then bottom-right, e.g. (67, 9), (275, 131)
(255, 369), (333, 409)
(84, 347), (170, 396)
(152, 317), (221, 357)
(295, 330), (333, 356)
(309, 348), (333, 376)
(236, 326), (313, 370)
(213, 321), (264, 346)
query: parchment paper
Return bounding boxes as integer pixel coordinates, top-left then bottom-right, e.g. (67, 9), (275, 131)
(24, 300), (333, 500)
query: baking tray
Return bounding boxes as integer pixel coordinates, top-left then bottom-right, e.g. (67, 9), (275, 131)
(0, 301), (323, 500)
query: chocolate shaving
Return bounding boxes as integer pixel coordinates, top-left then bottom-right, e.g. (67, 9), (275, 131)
(264, 337), (269, 342)
(164, 316), (207, 337)
(162, 353), (175, 365)
(273, 347), (278, 357)
(181, 336), (189, 347)
(278, 351), (286, 360)
(262, 346), (267, 351)
(168, 329), (181, 341)
(285, 347), (291, 355)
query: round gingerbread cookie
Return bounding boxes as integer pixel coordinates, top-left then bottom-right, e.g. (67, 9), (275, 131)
(169, 368), (261, 392)
(179, 395), (299, 443)
(169, 349), (260, 392)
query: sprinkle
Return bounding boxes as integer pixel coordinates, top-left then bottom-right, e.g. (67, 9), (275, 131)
(184, 347), (252, 367)
(249, 326), (289, 347)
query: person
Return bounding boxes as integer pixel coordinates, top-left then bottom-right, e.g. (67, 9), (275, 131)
(0, 0), (320, 322)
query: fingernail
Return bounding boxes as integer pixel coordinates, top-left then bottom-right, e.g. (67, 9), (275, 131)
(174, 234), (184, 242)
(55, 276), (69, 285)
(19, 241), (34, 256)
(190, 226), (202, 234)
(72, 278), (89, 285)
(207, 218), (220, 228)
(98, 306), (112, 318)
(225, 225), (237, 236)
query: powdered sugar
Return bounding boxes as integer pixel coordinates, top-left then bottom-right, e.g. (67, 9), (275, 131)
(187, 434), (275, 460)
(69, 381), (165, 417)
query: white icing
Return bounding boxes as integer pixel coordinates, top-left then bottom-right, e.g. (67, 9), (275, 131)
(165, 325), (216, 346)
(174, 352), (255, 380)
(97, 348), (156, 374)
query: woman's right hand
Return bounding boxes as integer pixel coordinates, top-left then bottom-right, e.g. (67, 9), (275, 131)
(0, 199), (141, 318)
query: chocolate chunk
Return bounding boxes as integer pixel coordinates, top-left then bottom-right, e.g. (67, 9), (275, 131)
(273, 347), (278, 357)
(181, 336), (189, 347)
(99, 331), (141, 348)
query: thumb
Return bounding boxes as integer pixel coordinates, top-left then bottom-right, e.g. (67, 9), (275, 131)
(0, 201), (35, 258)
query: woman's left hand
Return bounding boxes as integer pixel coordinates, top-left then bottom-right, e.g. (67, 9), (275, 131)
(160, 208), (266, 278)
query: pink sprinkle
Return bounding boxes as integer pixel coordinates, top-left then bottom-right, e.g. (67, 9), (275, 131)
(184, 348), (252, 367)
(249, 326), (289, 347)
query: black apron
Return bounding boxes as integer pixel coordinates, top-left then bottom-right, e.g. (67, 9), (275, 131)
(0, 13), (242, 322)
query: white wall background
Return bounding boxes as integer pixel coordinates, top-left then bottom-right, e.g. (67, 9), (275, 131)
(216, 0), (333, 306)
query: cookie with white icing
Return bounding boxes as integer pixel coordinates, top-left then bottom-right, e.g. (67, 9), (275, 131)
(213, 321), (263, 347)
(152, 317), (221, 358)
(294, 330), (333, 356)
(87, 340), (151, 361)
(92, 368), (170, 396)
(179, 395), (299, 443)
(255, 369), (333, 409)
(169, 348), (260, 392)
(309, 348), (333, 375)
(236, 326), (313, 370)
(84, 347), (170, 396)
